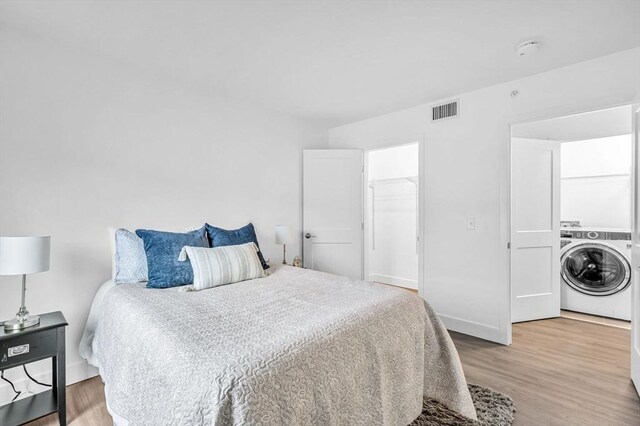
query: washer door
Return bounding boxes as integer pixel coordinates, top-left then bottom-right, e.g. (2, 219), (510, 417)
(561, 242), (631, 296)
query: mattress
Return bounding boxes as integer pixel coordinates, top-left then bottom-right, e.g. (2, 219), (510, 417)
(79, 266), (475, 425)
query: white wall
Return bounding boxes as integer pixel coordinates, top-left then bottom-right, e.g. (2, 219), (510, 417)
(512, 104), (632, 142)
(329, 48), (640, 344)
(0, 28), (324, 400)
(561, 135), (632, 177)
(561, 135), (632, 229)
(368, 144), (419, 180)
(367, 144), (418, 289)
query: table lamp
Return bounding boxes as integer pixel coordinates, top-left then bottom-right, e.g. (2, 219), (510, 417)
(275, 225), (291, 265)
(0, 236), (50, 331)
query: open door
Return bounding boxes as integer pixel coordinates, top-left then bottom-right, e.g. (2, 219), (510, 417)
(511, 137), (561, 323)
(302, 149), (363, 279)
(632, 103), (640, 395)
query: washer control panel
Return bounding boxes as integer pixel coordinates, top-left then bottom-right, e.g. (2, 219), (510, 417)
(560, 229), (631, 241)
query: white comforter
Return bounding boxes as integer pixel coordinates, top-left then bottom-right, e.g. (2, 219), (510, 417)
(80, 266), (475, 425)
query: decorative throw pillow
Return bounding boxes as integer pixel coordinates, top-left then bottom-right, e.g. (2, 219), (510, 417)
(114, 229), (148, 284)
(205, 223), (269, 270)
(178, 243), (265, 291)
(136, 226), (209, 288)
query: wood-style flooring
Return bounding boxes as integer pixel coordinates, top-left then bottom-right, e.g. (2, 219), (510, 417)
(24, 317), (640, 426)
(453, 317), (640, 425)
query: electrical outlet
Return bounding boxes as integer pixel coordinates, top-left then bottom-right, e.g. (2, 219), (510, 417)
(467, 217), (476, 230)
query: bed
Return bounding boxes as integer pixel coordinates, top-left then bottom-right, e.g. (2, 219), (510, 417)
(79, 265), (476, 425)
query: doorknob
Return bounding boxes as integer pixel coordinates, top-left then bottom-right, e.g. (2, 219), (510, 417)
(305, 233), (316, 239)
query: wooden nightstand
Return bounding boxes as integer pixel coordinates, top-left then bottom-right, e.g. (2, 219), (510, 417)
(0, 311), (68, 426)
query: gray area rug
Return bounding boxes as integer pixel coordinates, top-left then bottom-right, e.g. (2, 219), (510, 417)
(410, 384), (516, 426)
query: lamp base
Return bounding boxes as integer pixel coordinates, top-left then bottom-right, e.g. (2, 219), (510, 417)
(4, 315), (40, 331)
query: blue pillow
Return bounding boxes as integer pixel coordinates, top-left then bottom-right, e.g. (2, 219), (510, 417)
(136, 227), (209, 288)
(205, 223), (269, 270)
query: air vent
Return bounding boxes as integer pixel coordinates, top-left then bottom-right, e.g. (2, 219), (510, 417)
(431, 100), (459, 121)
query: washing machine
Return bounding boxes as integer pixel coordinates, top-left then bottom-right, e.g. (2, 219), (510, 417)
(560, 228), (632, 320)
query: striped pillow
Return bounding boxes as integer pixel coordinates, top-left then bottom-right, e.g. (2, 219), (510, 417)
(178, 242), (265, 290)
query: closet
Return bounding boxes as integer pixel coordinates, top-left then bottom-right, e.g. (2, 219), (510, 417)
(366, 143), (419, 290)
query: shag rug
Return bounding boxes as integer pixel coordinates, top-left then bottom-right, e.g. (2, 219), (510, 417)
(410, 384), (516, 426)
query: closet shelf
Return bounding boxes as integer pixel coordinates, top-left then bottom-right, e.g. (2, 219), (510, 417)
(561, 173), (630, 180)
(368, 176), (418, 186)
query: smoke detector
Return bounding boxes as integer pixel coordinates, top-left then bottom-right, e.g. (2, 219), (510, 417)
(516, 40), (539, 57)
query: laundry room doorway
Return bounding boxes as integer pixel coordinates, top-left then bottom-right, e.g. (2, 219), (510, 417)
(509, 104), (638, 389)
(510, 105), (634, 325)
(365, 143), (420, 292)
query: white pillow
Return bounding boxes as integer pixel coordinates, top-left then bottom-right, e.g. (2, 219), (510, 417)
(113, 228), (148, 284)
(178, 242), (265, 291)
(109, 227), (117, 278)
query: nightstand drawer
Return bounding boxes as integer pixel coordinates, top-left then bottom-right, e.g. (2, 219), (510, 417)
(1, 328), (57, 369)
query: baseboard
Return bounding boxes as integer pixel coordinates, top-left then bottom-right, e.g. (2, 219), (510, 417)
(369, 273), (418, 289)
(438, 313), (508, 345)
(0, 359), (99, 404)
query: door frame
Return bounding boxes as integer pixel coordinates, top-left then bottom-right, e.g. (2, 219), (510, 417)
(631, 102), (640, 396)
(507, 101), (636, 344)
(362, 137), (425, 298)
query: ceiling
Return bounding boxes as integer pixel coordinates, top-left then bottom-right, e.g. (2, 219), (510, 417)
(512, 105), (632, 142)
(1, 1), (639, 128)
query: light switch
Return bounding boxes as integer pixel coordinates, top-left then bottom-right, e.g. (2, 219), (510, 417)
(467, 217), (476, 230)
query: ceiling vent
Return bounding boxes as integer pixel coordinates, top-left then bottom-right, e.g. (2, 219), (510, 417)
(431, 100), (459, 121)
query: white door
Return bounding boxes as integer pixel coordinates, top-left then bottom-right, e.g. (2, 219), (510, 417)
(511, 138), (561, 323)
(303, 149), (363, 279)
(632, 103), (640, 395)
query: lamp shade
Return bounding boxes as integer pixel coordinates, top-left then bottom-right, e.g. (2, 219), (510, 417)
(274, 225), (291, 245)
(0, 236), (50, 275)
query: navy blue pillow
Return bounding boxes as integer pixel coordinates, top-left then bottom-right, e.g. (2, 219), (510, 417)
(136, 227), (209, 288)
(205, 223), (269, 270)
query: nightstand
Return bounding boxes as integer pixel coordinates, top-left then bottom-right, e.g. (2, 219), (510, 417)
(0, 311), (68, 426)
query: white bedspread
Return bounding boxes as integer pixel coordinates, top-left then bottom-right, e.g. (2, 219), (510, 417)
(80, 266), (476, 425)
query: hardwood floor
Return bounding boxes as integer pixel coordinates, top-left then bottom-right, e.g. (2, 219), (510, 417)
(453, 317), (640, 426)
(26, 375), (107, 426)
(374, 281), (419, 293)
(25, 317), (640, 425)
